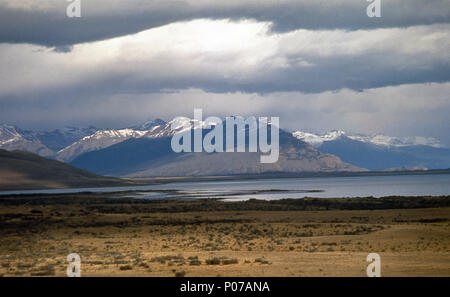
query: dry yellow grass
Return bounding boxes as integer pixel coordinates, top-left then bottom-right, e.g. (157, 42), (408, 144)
(0, 197), (449, 277)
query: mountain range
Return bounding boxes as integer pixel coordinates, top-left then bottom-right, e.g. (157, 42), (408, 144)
(0, 124), (97, 157)
(69, 118), (361, 176)
(1, 120), (449, 176)
(293, 130), (450, 171)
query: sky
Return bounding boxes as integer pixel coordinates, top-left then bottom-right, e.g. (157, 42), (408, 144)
(0, 0), (449, 145)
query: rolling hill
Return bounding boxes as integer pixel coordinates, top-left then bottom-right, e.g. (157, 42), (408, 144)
(0, 149), (136, 191)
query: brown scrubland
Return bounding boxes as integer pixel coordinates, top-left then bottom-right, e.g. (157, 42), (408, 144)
(0, 194), (449, 277)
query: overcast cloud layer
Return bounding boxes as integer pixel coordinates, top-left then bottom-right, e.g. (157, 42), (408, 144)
(1, 0), (449, 46)
(0, 1), (449, 145)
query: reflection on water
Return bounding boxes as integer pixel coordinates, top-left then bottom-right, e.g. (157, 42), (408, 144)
(1, 173), (449, 201)
(121, 189), (324, 201)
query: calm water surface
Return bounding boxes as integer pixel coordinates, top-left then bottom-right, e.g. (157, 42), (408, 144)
(1, 174), (449, 201)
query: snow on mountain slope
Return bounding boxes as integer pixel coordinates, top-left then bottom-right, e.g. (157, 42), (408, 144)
(347, 134), (444, 148)
(0, 124), (22, 145)
(25, 126), (99, 151)
(55, 119), (183, 162)
(293, 130), (444, 148)
(2, 117), (280, 162)
(141, 117), (210, 138)
(0, 124), (53, 157)
(292, 130), (345, 147)
(70, 127), (363, 177)
(56, 129), (148, 162)
(292, 129), (450, 170)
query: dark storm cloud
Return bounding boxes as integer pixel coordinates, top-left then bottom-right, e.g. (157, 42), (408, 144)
(0, 1), (449, 145)
(1, 22), (448, 97)
(0, 0), (449, 47)
(2, 83), (450, 146)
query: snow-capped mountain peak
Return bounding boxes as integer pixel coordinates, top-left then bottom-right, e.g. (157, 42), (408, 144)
(0, 124), (22, 145)
(293, 130), (444, 148)
(348, 134), (444, 148)
(0, 124), (54, 156)
(56, 128), (149, 161)
(78, 129), (147, 142)
(292, 130), (345, 147)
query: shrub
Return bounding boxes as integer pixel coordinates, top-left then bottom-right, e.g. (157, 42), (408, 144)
(30, 264), (56, 276)
(254, 258), (269, 264)
(119, 265), (133, 270)
(189, 260), (202, 266)
(222, 258), (238, 265)
(205, 257), (221, 265)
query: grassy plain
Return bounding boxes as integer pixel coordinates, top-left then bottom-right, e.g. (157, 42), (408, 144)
(0, 194), (449, 277)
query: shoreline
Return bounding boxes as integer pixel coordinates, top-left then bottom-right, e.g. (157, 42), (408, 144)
(130, 168), (450, 184)
(1, 168), (449, 193)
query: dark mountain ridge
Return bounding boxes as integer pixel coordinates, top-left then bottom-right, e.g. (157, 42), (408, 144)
(0, 149), (135, 191)
(70, 125), (362, 177)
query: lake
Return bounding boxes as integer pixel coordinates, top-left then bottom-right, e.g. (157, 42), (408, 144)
(0, 173), (449, 201)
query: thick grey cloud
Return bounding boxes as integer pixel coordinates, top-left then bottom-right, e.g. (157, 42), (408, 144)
(0, 0), (449, 47)
(2, 84), (450, 146)
(1, 22), (448, 97)
(0, 1), (449, 146)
